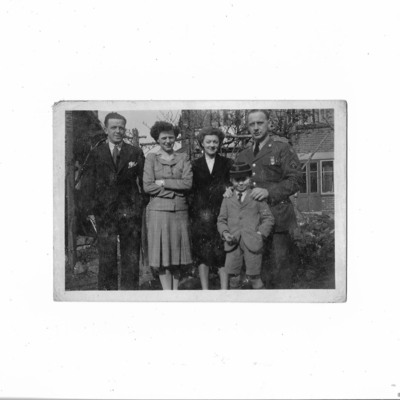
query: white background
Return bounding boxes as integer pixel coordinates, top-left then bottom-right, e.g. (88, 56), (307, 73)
(1, 0), (399, 398)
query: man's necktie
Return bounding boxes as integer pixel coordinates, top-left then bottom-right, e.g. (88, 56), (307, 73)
(237, 193), (242, 203)
(112, 145), (119, 167)
(254, 142), (260, 157)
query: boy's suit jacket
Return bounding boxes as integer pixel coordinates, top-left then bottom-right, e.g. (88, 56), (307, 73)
(217, 189), (275, 253)
(82, 140), (145, 219)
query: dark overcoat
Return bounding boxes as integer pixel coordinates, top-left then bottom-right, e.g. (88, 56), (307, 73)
(190, 154), (233, 267)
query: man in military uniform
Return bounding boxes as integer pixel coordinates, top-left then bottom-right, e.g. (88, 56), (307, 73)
(235, 109), (302, 289)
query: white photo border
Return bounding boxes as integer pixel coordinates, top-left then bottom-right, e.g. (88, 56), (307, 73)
(53, 100), (347, 302)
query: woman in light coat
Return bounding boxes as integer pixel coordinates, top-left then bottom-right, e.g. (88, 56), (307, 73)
(143, 121), (193, 290)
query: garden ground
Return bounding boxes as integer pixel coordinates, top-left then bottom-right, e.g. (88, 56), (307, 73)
(66, 213), (335, 291)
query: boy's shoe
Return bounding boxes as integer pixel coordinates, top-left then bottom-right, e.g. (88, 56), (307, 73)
(229, 274), (241, 289)
(241, 276), (253, 289)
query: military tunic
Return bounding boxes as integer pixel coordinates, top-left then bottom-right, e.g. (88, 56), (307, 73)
(236, 137), (302, 232)
(236, 136), (302, 288)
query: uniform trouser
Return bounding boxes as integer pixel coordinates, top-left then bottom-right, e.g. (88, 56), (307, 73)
(262, 231), (298, 289)
(96, 214), (141, 290)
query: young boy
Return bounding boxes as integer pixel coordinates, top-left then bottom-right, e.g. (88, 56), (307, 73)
(217, 162), (275, 289)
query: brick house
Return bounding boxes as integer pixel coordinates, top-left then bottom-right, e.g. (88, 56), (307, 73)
(292, 109), (334, 215)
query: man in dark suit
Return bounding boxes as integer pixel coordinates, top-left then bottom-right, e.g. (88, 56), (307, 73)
(82, 112), (145, 290)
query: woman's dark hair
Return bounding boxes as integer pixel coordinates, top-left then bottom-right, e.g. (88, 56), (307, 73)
(150, 121), (180, 141)
(197, 127), (225, 148)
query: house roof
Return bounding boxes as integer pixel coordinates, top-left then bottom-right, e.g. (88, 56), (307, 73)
(298, 151), (334, 161)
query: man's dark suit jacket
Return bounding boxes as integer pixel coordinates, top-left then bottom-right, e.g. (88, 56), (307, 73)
(83, 140), (145, 219)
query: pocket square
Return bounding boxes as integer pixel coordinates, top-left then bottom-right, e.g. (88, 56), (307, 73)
(128, 161), (137, 168)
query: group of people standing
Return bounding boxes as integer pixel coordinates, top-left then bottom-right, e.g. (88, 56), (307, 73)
(81, 110), (303, 291)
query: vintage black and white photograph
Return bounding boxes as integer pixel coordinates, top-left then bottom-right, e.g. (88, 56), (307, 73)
(54, 100), (346, 302)
(5, 0), (400, 397)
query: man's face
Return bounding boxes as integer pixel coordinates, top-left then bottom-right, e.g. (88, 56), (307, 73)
(248, 111), (269, 143)
(105, 118), (126, 144)
(231, 176), (251, 192)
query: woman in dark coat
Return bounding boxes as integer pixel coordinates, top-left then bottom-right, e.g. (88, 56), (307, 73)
(190, 127), (233, 289)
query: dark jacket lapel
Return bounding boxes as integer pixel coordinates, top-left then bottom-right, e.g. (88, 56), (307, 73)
(253, 137), (273, 162)
(199, 155), (211, 176)
(117, 142), (131, 173)
(241, 189), (252, 207)
(201, 154), (224, 177)
(211, 154), (223, 176)
(99, 142), (116, 171)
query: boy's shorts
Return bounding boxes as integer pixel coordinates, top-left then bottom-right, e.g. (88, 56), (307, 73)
(224, 238), (262, 276)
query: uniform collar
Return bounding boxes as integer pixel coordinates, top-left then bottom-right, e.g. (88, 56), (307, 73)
(254, 134), (273, 151)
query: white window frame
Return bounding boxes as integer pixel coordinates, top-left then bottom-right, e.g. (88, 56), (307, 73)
(309, 161), (319, 194)
(299, 162), (308, 194)
(320, 159), (334, 194)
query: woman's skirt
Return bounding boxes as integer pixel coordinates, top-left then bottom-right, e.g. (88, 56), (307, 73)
(147, 209), (192, 268)
(189, 206), (225, 269)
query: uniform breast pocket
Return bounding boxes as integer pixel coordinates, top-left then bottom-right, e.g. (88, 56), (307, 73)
(262, 161), (282, 180)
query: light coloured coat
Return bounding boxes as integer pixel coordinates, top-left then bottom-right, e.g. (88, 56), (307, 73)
(143, 152), (192, 211)
(217, 189), (275, 253)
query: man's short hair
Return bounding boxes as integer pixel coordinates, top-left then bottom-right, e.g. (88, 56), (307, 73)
(246, 109), (269, 121)
(104, 112), (127, 127)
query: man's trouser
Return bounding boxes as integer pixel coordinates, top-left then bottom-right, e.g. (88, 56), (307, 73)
(96, 213), (141, 290)
(262, 231), (298, 289)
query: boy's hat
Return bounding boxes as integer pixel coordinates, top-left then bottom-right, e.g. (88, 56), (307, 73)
(229, 162), (252, 178)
